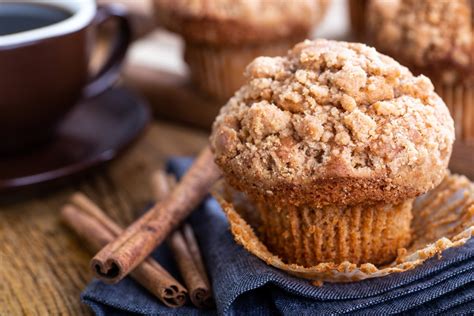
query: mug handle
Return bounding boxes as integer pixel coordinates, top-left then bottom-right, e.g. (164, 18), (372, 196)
(82, 4), (132, 99)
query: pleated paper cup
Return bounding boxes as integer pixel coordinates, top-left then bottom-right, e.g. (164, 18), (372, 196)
(434, 80), (474, 142)
(213, 173), (474, 283)
(184, 39), (301, 101)
(253, 198), (413, 267)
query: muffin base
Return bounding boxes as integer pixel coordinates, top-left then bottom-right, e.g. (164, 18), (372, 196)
(184, 39), (303, 101)
(213, 173), (474, 282)
(254, 198), (413, 267)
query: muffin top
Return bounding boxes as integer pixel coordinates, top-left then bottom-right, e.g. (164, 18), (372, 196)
(210, 39), (455, 207)
(367, 0), (473, 83)
(153, 0), (328, 45)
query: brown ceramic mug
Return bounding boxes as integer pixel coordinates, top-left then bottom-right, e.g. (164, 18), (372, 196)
(0, 0), (131, 154)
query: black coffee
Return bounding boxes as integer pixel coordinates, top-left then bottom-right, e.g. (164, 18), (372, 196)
(0, 3), (72, 36)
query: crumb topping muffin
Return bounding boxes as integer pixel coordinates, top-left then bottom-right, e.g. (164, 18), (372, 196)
(367, 0), (473, 83)
(211, 39), (455, 207)
(154, 0), (328, 45)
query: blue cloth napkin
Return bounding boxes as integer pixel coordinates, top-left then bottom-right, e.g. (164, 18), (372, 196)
(82, 158), (474, 315)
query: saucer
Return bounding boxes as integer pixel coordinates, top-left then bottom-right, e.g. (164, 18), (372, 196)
(0, 86), (150, 195)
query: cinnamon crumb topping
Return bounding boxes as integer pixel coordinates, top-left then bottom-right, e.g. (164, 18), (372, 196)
(211, 40), (455, 206)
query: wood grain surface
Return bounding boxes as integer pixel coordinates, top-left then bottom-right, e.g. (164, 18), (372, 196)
(0, 121), (208, 315)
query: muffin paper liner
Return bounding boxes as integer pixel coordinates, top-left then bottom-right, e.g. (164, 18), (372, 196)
(435, 81), (474, 142)
(184, 40), (298, 101)
(212, 173), (474, 283)
(252, 197), (413, 267)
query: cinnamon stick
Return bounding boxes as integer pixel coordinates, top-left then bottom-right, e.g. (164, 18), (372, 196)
(182, 223), (210, 287)
(91, 145), (221, 283)
(150, 170), (176, 204)
(168, 230), (214, 308)
(62, 194), (187, 307)
(153, 170), (214, 308)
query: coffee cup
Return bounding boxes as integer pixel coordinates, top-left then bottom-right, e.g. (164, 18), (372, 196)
(0, 0), (131, 154)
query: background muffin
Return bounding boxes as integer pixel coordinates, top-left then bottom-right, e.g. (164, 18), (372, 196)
(211, 39), (454, 208)
(154, 0), (329, 101)
(367, 0), (473, 141)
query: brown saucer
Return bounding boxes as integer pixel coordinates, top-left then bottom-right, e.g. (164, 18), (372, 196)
(0, 86), (150, 195)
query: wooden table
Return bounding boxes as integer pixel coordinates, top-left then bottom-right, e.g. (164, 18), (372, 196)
(0, 121), (208, 315)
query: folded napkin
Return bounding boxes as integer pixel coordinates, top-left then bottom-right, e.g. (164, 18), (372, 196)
(82, 158), (474, 315)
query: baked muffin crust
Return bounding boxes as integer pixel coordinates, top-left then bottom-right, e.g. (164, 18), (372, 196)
(211, 40), (455, 207)
(153, 0), (328, 45)
(367, 0), (473, 83)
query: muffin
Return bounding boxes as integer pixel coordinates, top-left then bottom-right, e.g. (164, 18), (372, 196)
(153, 0), (329, 101)
(367, 0), (473, 141)
(211, 39), (455, 266)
